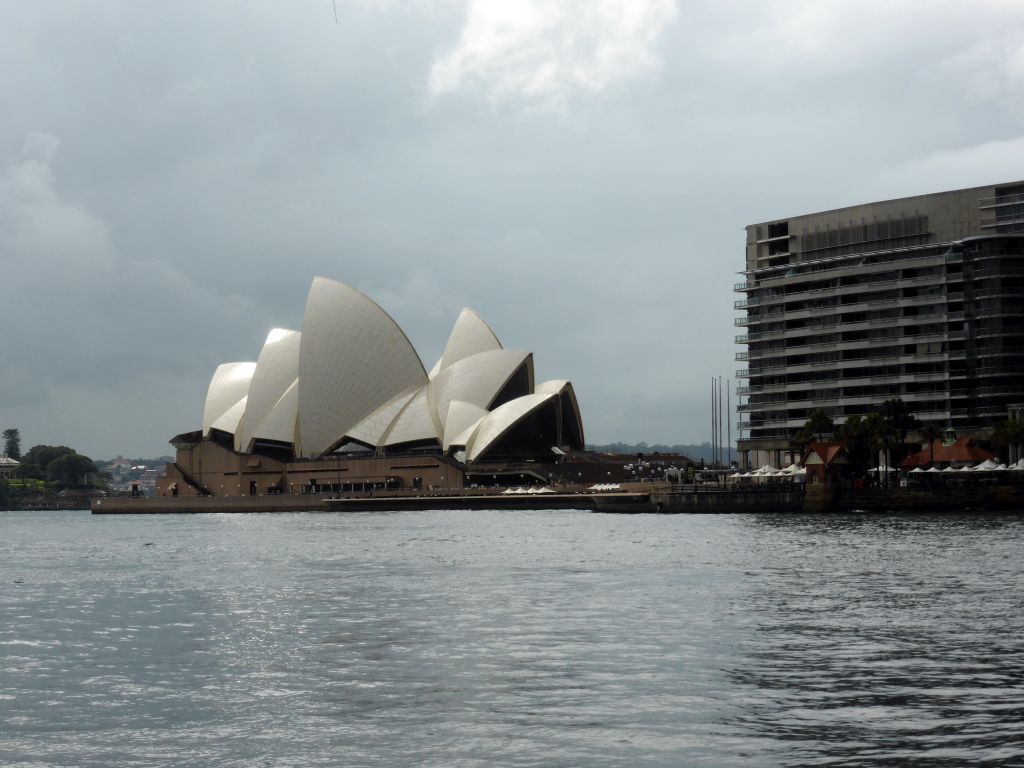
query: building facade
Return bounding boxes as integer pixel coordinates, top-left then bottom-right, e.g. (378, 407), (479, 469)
(736, 182), (1024, 469)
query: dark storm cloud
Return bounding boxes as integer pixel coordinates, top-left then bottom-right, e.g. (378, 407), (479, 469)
(1, 0), (1023, 458)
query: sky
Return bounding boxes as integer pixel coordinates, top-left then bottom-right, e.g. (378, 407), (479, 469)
(2, 0), (1024, 460)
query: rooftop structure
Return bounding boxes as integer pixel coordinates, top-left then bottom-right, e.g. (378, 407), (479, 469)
(737, 181), (1024, 468)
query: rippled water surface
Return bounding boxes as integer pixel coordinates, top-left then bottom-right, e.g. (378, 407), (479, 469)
(2, 510), (1023, 767)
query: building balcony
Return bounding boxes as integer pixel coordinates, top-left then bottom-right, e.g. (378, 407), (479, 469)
(742, 311), (786, 327)
(734, 297), (768, 309)
(750, 246), (947, 282)
(978, 191), (1024, 208)
(745, 328), (788, 342)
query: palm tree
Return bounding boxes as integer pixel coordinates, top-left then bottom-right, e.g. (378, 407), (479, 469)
(879, 398), (920, 463)
(866, 412), (899, 486)
(918, 422), (944, 467)
(835, 414), (872, 477)
(991, 419), (1024, 464)
(794, 410), (835, 452)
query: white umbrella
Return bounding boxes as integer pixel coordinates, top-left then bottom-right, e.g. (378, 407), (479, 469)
(995, 464), (1009, 471)
(974, 459), (999, 471)
(909, 467), (925, 474)
(926, 467), (942, 473)
(941, 466), (958, 473)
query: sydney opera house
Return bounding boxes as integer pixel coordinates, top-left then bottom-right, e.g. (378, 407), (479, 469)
(157, 277), (585, 497)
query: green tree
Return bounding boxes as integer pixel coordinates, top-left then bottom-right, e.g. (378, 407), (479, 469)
(835, 414), (873, 476)
(918, 422), (944, 466)
(879, 398), (920, 462)
(47, 453), (97, 489)
(3, 428), (21, 459)
(991, 419), (1024, 464)
(17, 445), (78, 483)
(794, 409), (835, 449)
(19, 445), (75, 477)
(866, 412), (901, 485)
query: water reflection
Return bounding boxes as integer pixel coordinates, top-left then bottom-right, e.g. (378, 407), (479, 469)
(730, 513), (1024, 766)
(1, 510), (1022, 767)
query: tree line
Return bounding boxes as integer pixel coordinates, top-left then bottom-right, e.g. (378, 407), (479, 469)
(1, 428), (105, 509)
(793, 399), (1024, 473)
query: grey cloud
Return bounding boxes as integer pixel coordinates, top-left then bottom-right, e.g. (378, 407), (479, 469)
(1, 0), (1023, 458)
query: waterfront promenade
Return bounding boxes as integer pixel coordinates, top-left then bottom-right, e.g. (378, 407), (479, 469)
(90, 478), (1024, 515)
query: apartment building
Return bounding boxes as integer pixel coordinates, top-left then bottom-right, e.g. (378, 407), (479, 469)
(736, 182), (1024, 469)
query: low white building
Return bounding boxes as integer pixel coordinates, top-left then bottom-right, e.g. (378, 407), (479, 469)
(0, 453), (20, 479)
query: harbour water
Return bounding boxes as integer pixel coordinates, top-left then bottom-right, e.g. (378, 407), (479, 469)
(2, 510), (1022, 767)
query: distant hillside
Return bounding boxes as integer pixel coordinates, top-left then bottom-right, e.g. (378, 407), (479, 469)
(586, 442), (727, 463)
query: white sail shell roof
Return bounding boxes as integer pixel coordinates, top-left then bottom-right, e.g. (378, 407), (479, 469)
(448, 416), (487, 452)
(427, 357), (443, 380)
(381, 387), (439, 447)
(251, 378), (299, 446)
(442, 400), (489, 451)
(535, 379), (568, 396)
(427, 349), (532, 436)
(192, 279), (584, 461)
(535, 379), (585, 448)
(235, 329), (301, 452)
(297, 277), (427, 456)
(211, 395), (248, 436)
(203, 362), (257, 436)
(347, 386), (420, 447)
(465, 392), (557, 462)
(438, 308), (502, 373)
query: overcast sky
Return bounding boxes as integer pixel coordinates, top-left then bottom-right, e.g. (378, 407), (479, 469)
(2, 0), (1024, 460)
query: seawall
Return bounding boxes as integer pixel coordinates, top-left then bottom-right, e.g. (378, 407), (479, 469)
(92, 488), (806, 514)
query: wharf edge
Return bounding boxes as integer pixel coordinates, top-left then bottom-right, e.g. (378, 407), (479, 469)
(91, 488), (804, 514)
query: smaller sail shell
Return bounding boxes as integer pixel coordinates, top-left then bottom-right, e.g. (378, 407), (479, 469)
(210, 396), (248, 436)
(442, 401), (489, 451)
(438, 308), (503, 373)
(466, 392), (558, 462)
(203, 362), (257, 436)
(251, 378), (299, 446)
(235, 329), (301, 452)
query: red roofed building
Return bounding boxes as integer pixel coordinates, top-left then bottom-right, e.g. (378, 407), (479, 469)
(802, 442), (849, 485)
(899, 437), (996, 469)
